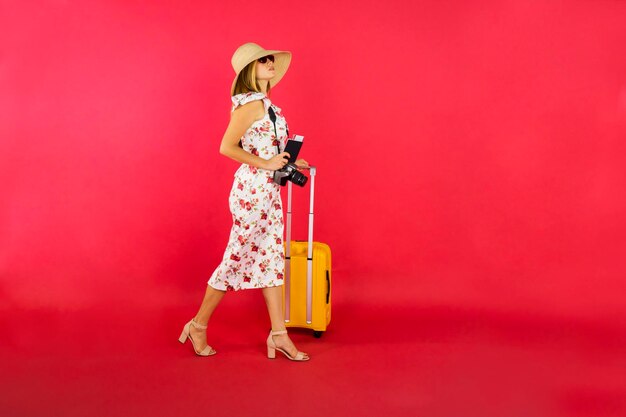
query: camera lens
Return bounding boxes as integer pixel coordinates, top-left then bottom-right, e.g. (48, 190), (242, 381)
(290, 170), (308, 187)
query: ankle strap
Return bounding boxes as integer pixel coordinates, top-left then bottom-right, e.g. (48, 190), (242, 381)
(270, 329), (287, 336)
(191, 319), (207, 329)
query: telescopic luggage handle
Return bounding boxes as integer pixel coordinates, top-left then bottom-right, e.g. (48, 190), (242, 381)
(284, 166), (316, 324)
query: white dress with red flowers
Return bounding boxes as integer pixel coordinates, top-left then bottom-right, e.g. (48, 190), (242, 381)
(208, 91), (290, 291)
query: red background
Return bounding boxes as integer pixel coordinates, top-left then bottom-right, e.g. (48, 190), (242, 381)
(2, 0), (625, 316)
(1, 1), (626, 416)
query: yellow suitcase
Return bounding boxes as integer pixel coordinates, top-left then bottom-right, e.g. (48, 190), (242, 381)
(282, 167), (332, 337)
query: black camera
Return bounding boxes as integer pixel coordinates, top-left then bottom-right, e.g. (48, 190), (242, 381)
(272, 163), (308, 187)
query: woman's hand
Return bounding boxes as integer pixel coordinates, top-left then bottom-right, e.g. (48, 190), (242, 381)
(294, 159), (310, 170)
(263, 152), (291, 170)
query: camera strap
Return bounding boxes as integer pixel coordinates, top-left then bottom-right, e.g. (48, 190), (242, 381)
(268, 106), (289, 156)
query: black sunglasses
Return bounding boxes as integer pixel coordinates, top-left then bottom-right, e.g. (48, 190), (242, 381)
(257, 55), (275, 64)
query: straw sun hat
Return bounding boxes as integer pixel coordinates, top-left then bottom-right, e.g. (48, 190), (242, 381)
(230, 42), (292, 96)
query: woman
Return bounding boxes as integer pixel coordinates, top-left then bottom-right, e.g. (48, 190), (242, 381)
(178, 42), (310, 361)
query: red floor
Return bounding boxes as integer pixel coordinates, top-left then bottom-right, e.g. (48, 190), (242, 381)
(2, 289), (625, 417)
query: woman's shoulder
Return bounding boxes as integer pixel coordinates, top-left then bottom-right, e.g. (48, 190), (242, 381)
(231, 91), (271, 111)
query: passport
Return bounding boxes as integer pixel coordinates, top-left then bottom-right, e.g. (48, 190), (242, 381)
(284, 134), (304, 163)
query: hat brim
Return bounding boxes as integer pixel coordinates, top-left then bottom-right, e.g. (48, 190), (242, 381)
(230, 50), (292, 96)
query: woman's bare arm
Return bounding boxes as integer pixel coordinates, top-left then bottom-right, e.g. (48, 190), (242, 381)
(219, 100), (289, 170)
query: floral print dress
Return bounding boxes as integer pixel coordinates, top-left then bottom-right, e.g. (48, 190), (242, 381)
(208, 91), (290, 291)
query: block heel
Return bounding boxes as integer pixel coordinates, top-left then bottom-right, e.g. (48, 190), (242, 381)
(267, 345), (276, 359)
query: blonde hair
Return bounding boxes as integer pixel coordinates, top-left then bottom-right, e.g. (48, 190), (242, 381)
(232, 60), (272, 96)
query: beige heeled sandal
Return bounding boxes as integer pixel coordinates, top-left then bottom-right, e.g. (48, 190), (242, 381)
(266, 329), (310, 361)
(178, 318), (216, 356)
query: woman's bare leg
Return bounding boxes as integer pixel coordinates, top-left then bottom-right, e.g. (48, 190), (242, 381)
(261, 285), (309, 359)
(189, 284), (226, 351)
